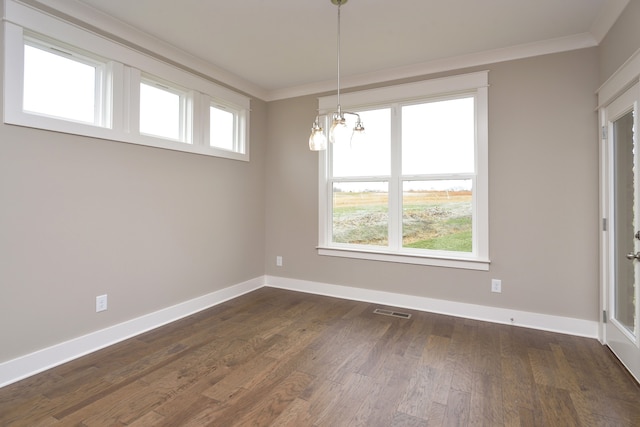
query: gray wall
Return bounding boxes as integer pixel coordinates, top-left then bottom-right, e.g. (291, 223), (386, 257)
(265, 48), (601, 322)
(0, 25), (268, 361)
(5, 1), (640, 365)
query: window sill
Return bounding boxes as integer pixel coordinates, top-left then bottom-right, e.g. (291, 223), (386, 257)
(317, 247), (490, 271)
(3, 119), (249, 162)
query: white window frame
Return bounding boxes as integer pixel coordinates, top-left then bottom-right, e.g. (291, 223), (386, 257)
(22, 36), (109, 127)
(207, 101), (246, 153)
(3, 0), (250, 161)
(138, 75), (193, 144)
(317, 71), (490, 270)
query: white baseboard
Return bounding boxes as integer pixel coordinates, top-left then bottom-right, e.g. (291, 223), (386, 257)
(265, 275), (599, 339)
(0, 276), (264, 388)
(1, 274), (599, 389)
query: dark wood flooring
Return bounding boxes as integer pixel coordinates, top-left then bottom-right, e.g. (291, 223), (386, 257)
(1, 287), (639, 426)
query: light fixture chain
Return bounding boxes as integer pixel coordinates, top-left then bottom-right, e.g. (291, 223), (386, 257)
(336, 0), (341, 114)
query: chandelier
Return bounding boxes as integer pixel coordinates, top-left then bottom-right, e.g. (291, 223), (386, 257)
(309, 0), (365, 151)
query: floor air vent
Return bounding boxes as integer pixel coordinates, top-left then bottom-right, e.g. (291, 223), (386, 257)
(373, 308), (412, 319)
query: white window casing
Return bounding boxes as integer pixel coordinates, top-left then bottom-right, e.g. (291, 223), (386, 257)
(317, 71), (490, 270)
(3, 0), (250, 161)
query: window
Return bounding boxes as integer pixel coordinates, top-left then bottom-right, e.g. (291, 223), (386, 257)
(23, 39), (107, 126)
(318, 72), (489, 270)
(140, 78), (189, 142)
(3, 0), (250, 161)
(209, 104), (236, 151)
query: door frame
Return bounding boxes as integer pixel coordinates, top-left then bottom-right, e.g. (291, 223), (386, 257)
(598, 48), (640, 383)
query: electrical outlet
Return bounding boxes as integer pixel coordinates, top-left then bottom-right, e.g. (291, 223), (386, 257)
(276, 256), (283, 267)
(96, 294), (108, 312)
(491, 279), (502, 293)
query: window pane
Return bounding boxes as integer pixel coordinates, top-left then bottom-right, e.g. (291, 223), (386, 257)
(23, 44), (98, 124)
(332, 182), (388, 246)
(402, 97), (474, 175)
(332, 108), (391, 177)
(140, 82), (181, 140)
(210, 105), (234, 151)
(403, 180), (472, 252)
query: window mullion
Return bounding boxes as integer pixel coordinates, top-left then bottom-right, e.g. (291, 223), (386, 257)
(324, 137), (334, 246)
(126, 67), (141, 136)
(93, 65), (103, 126)
(105, 61), (123, 131)
(180, 93), (187, 143)
(184, 91), (194, 144)
(192, 92), (204, 146)
(389, 103), (402, 250)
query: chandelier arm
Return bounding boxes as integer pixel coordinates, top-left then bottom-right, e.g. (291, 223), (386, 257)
(343, 111), (362, 122)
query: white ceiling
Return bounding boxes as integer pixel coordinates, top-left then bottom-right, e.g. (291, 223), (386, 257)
(35, 0), (629, 100)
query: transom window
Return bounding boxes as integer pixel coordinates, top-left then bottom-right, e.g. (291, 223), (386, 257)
(317, 72), (489, 270)
(210, 104), (237, 151)
(3, 1), (250, 161)
(23, 38), (106, 126)
(140, 79), (189, 142)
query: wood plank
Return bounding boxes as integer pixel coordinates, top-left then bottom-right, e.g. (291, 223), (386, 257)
(1, 288), (640, 426)
(535, 384), (581, 426)
(442, 389), (471, 426)
(228, 370), (314, 426)
(469, 372), (504, 425)
(349, 354), (419, 427)
(269, 397), (313, 427)
(313, 372), (376, 427)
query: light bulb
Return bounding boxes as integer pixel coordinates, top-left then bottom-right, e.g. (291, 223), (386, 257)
(309, 129), (327, 151)
(330, 117), (351, 144)
(309, 119), (327, 151)
(350, 126), (366, 148)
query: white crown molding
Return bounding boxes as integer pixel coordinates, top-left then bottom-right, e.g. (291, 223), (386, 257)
(12, 0), (269, 100)
(590, 0), (629, 43)
(597, 47), (640, 108)
(8, 0), (628, 102)
(266, 33), (599, 101)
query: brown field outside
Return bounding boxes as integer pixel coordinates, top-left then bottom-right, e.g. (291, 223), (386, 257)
(333, 190), (472, 251)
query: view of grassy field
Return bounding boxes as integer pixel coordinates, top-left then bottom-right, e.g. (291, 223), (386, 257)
(333, 190), (472, 252)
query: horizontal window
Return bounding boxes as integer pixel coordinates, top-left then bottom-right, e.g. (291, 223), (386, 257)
(317, 72), (489, 270)
(210, 103), (245, 153)
(23, 38), (106, 126)
(140, 78), (189, 142)
(3, 1), (250, 161)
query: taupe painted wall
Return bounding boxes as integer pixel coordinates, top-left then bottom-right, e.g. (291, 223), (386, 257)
(265, 49), (601, 322)
(5, 1), (640, 366)
(0, 26), (268, 362)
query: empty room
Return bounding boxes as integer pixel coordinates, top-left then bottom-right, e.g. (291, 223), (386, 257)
(1, 0), (640, 425)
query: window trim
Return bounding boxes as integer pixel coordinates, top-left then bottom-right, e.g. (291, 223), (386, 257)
(139, 75), (192, 143)
(3, 0), (250, 161)
(317, 71), (490, 270)
(208, 102), (245, 153)
(23, 36), (109, 127)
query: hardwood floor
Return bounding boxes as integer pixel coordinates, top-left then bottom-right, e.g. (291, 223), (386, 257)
(1, 287), (639, 426)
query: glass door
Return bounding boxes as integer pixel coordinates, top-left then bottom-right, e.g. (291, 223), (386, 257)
(604, 83), (640, 382)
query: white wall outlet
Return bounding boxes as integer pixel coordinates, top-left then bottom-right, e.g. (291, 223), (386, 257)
(491, 279), (502, 293)
(276, 256), (283, 267)
(96, 294), (108, 312)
